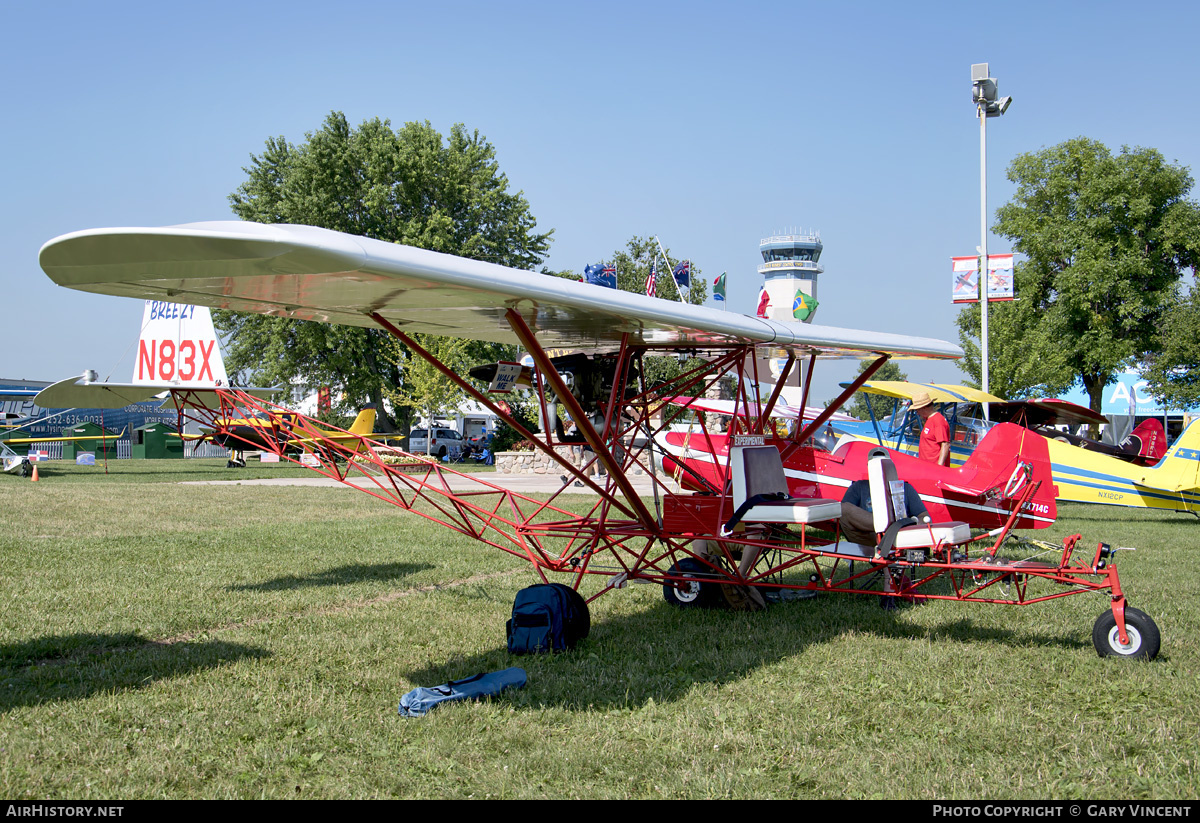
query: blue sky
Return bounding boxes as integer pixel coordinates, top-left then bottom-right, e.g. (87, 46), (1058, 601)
(5, 0), (1198, 402)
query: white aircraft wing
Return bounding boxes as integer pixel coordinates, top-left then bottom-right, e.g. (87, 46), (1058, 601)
(39, 222), (963, 360)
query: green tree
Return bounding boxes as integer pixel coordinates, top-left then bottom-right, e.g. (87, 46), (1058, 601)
(215, 111), (553, 430)
(609, 235), (707, 306)
(954, 300), (1075, 399)
(385, 335), (473, 451)
(1142, 285), (1200, 408)
(606, 236), (709, 395)
(956, 137), (1200, 411)
(846, 358), (908, 421)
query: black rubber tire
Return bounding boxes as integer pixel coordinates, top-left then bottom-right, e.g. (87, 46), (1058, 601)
(437, 446), (447, 459)
(1092, 607), (1160, 660)
(662, 558), (719, 608)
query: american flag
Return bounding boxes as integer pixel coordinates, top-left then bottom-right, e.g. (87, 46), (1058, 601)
(645, 261), (657, 297)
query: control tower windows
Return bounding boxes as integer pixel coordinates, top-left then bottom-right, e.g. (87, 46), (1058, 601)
(761, 248), (818, 263)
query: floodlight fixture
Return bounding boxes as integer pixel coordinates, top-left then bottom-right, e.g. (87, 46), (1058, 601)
(972, 77), (998, 105)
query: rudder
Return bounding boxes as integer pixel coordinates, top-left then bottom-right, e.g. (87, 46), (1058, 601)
(1144, 419), (1200, 492)
(349, 406), (377, 436)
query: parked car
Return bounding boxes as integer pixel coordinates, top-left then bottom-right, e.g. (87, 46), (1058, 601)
(407, 426), (466, 460)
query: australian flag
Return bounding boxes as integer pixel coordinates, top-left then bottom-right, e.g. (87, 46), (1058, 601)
(584, 262), (617, 289)
(672, 260), (690, 290)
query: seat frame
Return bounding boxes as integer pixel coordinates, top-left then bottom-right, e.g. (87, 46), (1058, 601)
(726, 445), (841, 529)
(866, 455), (970, 554)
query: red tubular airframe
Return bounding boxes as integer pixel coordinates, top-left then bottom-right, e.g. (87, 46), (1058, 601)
(173, 313), (1159, 661)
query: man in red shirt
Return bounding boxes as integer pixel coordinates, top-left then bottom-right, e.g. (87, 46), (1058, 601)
(912, 390), (951, 466)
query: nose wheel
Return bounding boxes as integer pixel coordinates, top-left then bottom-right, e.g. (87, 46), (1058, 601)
(1092, 607), (1160, 660)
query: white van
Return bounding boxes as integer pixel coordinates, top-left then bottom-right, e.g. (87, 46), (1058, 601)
(407, 426), (466, 460)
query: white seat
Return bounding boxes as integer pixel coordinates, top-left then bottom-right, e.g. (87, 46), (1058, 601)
(893, 522), (971, 548)
(867, 455), (969, 549)
(729, 445), (841, 526)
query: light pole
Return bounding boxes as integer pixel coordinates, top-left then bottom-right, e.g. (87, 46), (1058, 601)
(971, 63), (1011, 414)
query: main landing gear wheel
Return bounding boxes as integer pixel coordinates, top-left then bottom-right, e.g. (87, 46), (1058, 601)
(663, 559), (719, 608)
(1092, 607), (1160, 660)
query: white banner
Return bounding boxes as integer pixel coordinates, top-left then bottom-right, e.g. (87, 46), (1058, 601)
(952, 254), (1014, 303)
(951, 256), (979, 303)
(986, 254), (1015, 301)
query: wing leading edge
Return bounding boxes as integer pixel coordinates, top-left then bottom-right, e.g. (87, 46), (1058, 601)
(40, 222), (963, 361)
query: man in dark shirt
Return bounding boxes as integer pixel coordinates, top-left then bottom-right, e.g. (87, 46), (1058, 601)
(839, 475), (928, 547)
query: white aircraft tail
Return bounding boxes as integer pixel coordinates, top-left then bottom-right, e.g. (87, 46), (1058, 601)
(132, 300), (228, 387)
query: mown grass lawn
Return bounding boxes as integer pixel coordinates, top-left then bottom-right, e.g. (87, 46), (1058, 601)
(0, 460), (1196, 798)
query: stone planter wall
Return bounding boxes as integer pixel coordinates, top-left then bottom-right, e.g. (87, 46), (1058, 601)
(494, 443), (646, 476)
(494, 444), (583, 475)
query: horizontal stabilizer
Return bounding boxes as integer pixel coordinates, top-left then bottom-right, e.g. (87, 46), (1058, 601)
(36, 375), (278, 411)
(938, 482), (986, 498)
(36, 376), (164, 409)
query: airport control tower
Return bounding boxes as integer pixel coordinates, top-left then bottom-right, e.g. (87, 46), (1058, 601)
(758, 230), (823, 324)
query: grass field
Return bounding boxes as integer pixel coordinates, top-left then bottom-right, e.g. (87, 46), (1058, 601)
(1, 459), (1196, 799)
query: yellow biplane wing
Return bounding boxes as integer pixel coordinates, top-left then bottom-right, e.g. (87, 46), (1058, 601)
(850, 381), (1004, 404)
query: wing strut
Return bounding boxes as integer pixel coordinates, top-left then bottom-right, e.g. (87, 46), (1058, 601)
(781, 353), (890, 461)
(504, 309), (661, 534)
(758, 351), (795, 427)
(369, 311), (644, 523)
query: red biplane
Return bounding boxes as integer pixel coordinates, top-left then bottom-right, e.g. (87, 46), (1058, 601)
(658, 394), (1060, 530)
(37, 221), (1160, 660)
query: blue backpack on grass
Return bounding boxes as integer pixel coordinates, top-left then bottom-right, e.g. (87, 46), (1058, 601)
(506, 583), (591, 654)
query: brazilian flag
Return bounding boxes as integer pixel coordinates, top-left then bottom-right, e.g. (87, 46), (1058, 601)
(793, 291), (819, 321)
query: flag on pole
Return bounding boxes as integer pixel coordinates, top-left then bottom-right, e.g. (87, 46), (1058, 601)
(756, 288), (771, 318)
(792, 290), (820, 321)
(672, 260), (690, 290)
(584, 262), (616, 289)
(646, 261), (657, 297)
(713, 271), (726, 302)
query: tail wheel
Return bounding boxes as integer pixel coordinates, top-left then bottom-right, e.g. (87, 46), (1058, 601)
(1092, 607), (1160, 660)
(662, 559), (719, 608)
